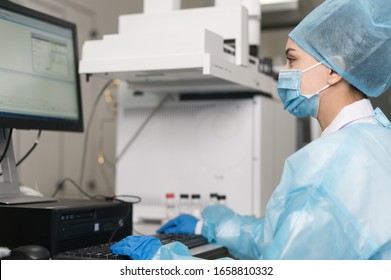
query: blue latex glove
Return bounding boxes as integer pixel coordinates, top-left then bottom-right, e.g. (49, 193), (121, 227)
(157, 214), (198, 234)
(110, 236), (162, 260)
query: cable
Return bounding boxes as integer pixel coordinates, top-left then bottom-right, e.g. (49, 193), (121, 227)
(111, 194), (142, 204)
(98, 159), (116, 194)
(97, 117), (116, 192)
(108, 199), (132, 243)
(51, 177), (95, 199)
(106, 195), (142, 242)
(107, 195), (142, 241)
(0, 130), (42, 176)
(78, 79), (114, 189)
(0, 128), (13, 164)
(15, 130), (42, 168)
(116, 94), (171, 162)
(52, 176), (142, 203)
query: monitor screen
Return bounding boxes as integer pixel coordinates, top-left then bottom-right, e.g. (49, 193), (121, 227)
(0, 0), (83, 131)
(0, 1), (83, 204)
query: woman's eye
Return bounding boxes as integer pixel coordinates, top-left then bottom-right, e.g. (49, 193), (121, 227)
(286, 57), (295, 64)
(285, 57), (295, 68)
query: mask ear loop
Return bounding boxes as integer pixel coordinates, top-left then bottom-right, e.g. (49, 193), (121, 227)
(315, 84), (330, 94)
(302, 84), (330, 99)
(303, 61), (324, 73)
(302, 61), (330, 98)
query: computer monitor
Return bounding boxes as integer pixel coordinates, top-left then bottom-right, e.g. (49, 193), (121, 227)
(0, 0), (83, 204)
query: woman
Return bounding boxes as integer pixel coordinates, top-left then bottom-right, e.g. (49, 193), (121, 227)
(111, 0), (391, 259)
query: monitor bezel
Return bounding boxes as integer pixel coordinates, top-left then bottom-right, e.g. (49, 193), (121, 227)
(0, 0), (84, 132)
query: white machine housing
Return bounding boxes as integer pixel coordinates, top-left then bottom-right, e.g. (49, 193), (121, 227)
(116, 85), (296, 221)
(79, 3), (278, 99)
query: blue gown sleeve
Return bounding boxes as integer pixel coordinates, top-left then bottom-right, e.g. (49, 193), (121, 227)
(201, 205), (265, 260)
(201, 188), (362, 259)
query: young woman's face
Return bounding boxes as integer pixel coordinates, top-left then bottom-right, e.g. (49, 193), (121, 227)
(284, 38), (330, 95)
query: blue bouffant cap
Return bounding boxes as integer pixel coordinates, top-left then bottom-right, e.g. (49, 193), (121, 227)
(289, 0), (391, 97)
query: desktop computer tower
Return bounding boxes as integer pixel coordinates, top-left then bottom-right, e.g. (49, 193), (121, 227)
(0, 199), (132, 256)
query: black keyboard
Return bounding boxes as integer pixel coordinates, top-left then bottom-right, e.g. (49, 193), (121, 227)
(154, 234), (208, 248)
(53, 234), (208, 260)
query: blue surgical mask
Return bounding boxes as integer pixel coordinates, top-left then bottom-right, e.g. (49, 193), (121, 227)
(277, 62), (330, 118)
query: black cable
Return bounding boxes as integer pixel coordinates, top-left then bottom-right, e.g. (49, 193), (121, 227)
(79, 79), (114, 189)
(0, 128), (13, 164)
(107, 195), (142, 241)
(51, 177), (142, 204)
(0, 130), (41, 177)
(111, 194), (142, 204)
(108, 199), (132, 243)
(51, 177), (95, 199)
(15, 130), (42, 167)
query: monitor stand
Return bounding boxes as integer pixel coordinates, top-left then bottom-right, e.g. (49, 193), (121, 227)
(0, 128), (57, 205)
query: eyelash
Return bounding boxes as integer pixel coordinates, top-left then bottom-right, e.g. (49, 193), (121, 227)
(285, 57), (296, 68)
(286, 57), (295, 64)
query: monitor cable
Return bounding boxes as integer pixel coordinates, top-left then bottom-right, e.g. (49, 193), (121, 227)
(0, 128), (13, 164)
(0, 130), (42, 176)
(16, 130), (42, 168)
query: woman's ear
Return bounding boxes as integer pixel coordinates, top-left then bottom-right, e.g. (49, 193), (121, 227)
(327, 69), (343, 86)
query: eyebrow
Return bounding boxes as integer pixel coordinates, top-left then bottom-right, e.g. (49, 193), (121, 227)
(285, 48), (296, 57)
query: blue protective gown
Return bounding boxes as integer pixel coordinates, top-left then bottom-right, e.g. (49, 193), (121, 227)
(153, 110), (391, 260)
